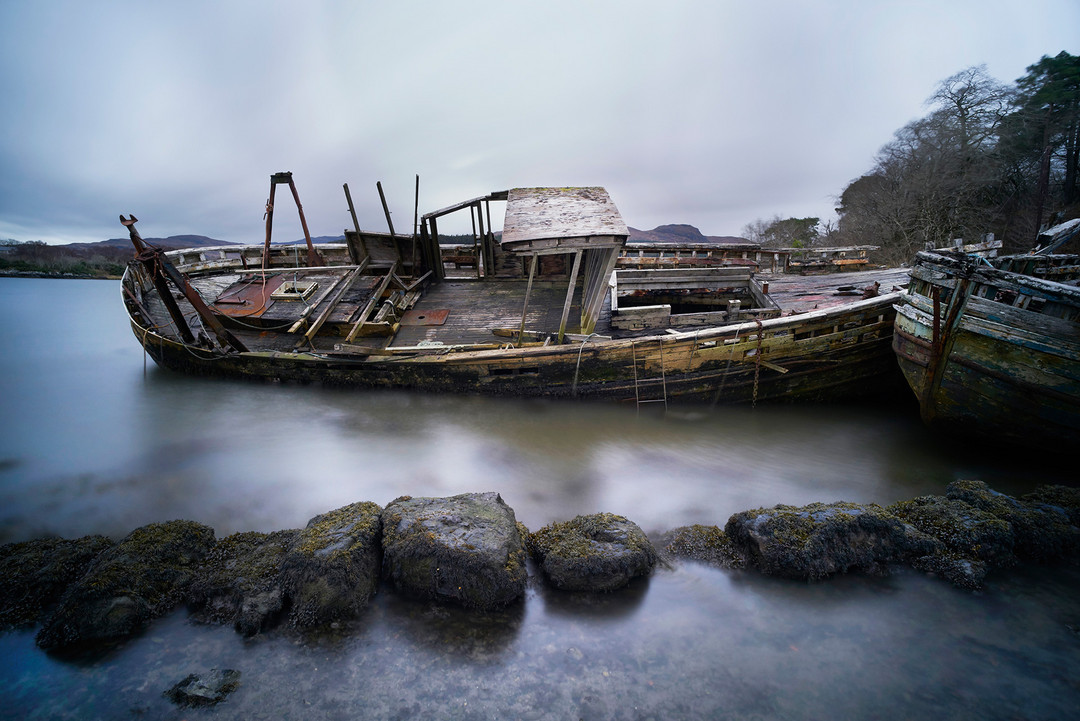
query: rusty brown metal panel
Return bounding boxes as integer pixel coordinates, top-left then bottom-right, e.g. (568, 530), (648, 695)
(212, 275), (286, 317)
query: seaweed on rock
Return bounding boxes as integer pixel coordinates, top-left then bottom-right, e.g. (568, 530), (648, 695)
(0, 535), (114, 629)
(279, 502), (382, 628)
(187, 529), (300, 636)
(724, 502), (938, 581)
(529, 513), (657, 592)
(657, 524), (745, 570)
(35, 520), (216, 651)
(381, 492), (527, 610)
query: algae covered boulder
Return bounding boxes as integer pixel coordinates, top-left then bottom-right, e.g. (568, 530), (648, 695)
(188, 529), (299, 636)
(887, 494), (1016, 567)
(0, 535), (114, 629)
(36, 520), (216, 651)
(724, 502), (937, 581)
(529, 513), (657, 592)
(280, 501), (382, 627)
(946, 480), (1080, 562)
(658, 524), (745, 570)
(381, 492), (527, 609)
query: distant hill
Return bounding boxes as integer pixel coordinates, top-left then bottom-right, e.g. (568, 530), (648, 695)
(86, 235), (238, 251)
(627, 224), (748, 245)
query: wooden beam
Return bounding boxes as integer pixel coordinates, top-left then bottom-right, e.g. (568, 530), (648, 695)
(346, 262), (398, 342)
(294, 262), (369, 347)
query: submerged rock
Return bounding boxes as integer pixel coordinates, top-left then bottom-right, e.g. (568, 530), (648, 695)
(725, 502), (937, 581)
(164, 669), (241, 707)
(187, 529), (299, 636)
(381, 492), (527, 609)
(0, 535), (114, 629)
(1022, 485), (1080, 527)
(280, 502), (382, 628)
(36, 520), (216, 651)
(657, 524), (745, 570)
(910, 552), (989, 592)
(529, 513), (657, 592)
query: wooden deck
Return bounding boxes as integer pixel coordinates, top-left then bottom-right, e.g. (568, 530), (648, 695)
(393, 280), (601, 347)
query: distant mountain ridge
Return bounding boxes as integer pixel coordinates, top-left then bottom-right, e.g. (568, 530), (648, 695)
(80, 235), (238, 251)
(627, 224), (747, 244)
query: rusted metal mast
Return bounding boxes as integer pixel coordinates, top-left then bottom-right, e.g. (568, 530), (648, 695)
(262, 171), (324, 269)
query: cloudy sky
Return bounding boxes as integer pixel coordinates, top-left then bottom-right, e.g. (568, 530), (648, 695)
(1, 1), (1077, 245)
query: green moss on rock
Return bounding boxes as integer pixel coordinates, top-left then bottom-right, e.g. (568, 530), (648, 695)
(529, 513), (657, 592)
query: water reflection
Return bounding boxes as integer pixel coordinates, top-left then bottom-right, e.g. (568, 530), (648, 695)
(3, 279), (1080, 719)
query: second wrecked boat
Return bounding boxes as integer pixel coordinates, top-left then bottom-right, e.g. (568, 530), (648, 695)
(120, 177), (903, 407)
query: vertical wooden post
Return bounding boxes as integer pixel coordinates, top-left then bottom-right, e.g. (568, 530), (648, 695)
(558, 250), (583, 343)
(343, 183), (369, 263)
(377, 181), (404, 267)
(517, 254), (538, 345)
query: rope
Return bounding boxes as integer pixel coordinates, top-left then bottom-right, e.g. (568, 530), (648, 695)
(752, 319), (763, 408)
(710, 325), (741, 407)
(571, 333), (601, 397)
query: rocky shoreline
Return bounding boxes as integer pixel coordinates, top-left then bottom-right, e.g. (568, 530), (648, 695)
(3, 482), (1078, 658)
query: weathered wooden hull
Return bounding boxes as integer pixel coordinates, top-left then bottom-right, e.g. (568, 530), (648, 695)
(127, 287), (904, 406)
(893, 251), (1080, 445)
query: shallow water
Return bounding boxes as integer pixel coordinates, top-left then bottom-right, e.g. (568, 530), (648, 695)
(1, 277), (1078, 720)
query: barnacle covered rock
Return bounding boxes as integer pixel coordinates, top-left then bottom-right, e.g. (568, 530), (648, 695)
(279, 502), (382, 628)
(0, 535), (113, 629)
(888, 494), (1016, 567)
(36, 520), (216, 651)
(381, 492), (527, 609)
(529, 513), (657, 592)
(187, 529), (299, 636)
(946, 480), (1080, 562)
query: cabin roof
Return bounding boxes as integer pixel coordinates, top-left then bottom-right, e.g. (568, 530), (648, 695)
(501, 187), (628, 254)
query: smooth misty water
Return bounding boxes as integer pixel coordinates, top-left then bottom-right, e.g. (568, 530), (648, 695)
(1, 277), (1078, 720)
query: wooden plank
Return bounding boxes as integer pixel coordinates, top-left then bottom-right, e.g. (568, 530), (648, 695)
(501, 187), (628, 253)
(296, 261), (369, 346)
(345, 262), (398, 342)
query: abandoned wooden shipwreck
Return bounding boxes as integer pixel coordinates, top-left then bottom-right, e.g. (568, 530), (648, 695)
(120, 176), (902, 407)
(892, 219), (1080, 445)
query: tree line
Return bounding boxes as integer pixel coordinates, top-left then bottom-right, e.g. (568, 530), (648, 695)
(745, 51), (1080, 265)
(0, 240), (129, 278)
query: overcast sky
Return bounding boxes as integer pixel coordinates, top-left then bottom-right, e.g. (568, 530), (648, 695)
(1, 1), (1077, 245)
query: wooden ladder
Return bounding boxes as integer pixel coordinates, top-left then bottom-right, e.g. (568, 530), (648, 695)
(632, 338), (668, 412)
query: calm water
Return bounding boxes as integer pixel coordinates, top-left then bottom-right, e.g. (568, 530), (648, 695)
(1, 277), (1078, 720)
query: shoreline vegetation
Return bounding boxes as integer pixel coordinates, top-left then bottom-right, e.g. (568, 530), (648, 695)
(1, 241), (134, 279)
